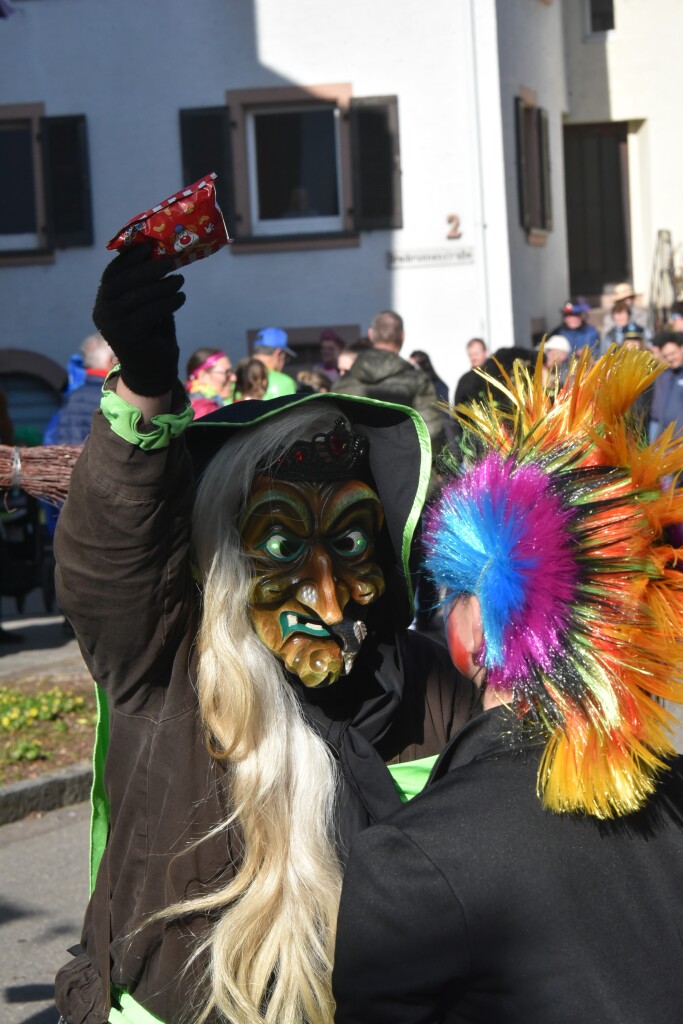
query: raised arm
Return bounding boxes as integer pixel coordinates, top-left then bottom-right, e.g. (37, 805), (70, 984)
(55, 245), (195, 712)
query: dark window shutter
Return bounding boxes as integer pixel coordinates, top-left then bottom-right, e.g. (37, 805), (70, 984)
(589, 0), (615, 32)
(179, 106), (235, 237)
(350, 96), (402, 231)
(515, 98), (531, 231)
(538, 108), (553, 232)
(41, 115), (93, 249)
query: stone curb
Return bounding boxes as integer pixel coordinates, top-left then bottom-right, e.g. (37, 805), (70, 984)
(0, 761), (92, 826)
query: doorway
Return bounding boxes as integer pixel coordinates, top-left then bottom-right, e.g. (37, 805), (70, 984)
(563, 122), (631, 299)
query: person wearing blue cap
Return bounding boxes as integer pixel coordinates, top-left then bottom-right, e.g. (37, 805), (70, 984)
(550, 300), (599, 355)
(252, 326), (298, 399)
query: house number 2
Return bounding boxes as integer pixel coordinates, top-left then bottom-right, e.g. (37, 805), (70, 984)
(447, 214), (462, 239)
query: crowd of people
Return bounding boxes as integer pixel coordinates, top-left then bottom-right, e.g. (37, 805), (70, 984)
(46, 279), (683, 453)
(450, 283), (683, 443)
(41, 246), (683, 1024)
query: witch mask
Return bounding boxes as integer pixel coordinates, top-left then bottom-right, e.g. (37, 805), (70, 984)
(239, 422), (385, 687)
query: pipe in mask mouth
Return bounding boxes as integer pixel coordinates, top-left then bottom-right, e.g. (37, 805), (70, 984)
(328, 617), (368, 674)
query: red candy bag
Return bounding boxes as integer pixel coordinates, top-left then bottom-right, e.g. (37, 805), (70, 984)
(106, 172), (231, 267)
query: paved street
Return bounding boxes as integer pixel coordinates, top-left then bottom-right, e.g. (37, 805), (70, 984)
(0, 593), (85, 684)
(0, 592), (90, 1023)
(0, 801), (90, 1024)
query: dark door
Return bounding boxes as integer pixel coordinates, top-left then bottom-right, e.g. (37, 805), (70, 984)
(563, 122), (630, 297)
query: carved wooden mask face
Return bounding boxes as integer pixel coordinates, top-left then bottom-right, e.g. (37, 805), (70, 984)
(239, 475), (386, 687)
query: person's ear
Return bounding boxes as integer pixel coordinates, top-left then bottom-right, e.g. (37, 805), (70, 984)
(445, 595), (484, 683)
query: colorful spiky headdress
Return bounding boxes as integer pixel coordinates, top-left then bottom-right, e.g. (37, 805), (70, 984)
(426, 345), (683, 818)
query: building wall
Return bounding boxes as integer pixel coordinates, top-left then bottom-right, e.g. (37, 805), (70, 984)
(1, 0), (578, 402)
(563, 0), (683, 300)
(496, 0), (570, 345)
(0, 0), (513, 398)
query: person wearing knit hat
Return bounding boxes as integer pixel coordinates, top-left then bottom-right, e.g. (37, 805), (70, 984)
(541, 333), (571, 387)
(333, 345), (683, 1024)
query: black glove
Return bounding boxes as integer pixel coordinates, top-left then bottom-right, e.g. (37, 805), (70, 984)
(92, 243), (186, 397)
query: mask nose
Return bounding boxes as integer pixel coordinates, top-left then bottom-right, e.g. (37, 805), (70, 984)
(295, 546), (348, 624)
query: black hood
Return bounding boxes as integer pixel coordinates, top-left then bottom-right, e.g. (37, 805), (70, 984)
(186, 392), (432, 619)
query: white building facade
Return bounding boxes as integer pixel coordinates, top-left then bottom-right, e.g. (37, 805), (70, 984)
(1, 0), (570, 428)
(563, 0), (683, 314)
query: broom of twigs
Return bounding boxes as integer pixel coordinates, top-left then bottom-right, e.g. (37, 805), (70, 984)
(0, 444), (82, 507)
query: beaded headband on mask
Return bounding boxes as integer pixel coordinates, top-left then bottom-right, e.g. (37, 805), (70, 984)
(265, 418), (369, 482)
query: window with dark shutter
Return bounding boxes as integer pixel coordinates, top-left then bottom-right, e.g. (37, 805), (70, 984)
(515, 97), (553, 239)
(179, 106), (235, 237)
(515, 98), (531, 231)
(350, 96), (402, 231)
(0, 120), (38, 246)
(207, 84), (397, 252)
(588, 0), (615, 33)
(538, 108), (552, 231)
(41, 114), (93, 248)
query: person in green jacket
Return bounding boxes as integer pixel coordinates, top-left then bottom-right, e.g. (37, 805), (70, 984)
(252, 326), (297, 399)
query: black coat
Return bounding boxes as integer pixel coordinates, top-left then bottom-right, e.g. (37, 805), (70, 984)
(333, 705), (683, 1024)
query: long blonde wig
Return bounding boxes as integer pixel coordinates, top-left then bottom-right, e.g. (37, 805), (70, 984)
(182, 404), (348, 1023)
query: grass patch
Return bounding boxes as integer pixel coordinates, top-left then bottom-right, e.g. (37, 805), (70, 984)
(0, 675), (96, 786)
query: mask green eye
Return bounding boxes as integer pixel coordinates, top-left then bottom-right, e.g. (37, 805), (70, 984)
(260, 533), (305, 562)
(331, 529), (369, 558)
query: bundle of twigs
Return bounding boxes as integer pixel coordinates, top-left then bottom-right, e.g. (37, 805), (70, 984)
(0, 444), (82, 506)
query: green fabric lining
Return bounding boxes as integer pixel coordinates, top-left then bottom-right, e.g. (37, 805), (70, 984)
(387, 754), (438, 803)
(399, 408), (432, 609)
(89, 683), (110, 894)
(110, 989), (166, 1024)
(101, 381), (194, 450)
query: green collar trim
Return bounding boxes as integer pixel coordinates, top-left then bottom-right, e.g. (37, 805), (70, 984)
(387, 754), (439, 803)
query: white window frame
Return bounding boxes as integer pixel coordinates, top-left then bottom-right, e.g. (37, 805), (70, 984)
(245, 103), (344, 237)
(226, 83), (355, 252)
